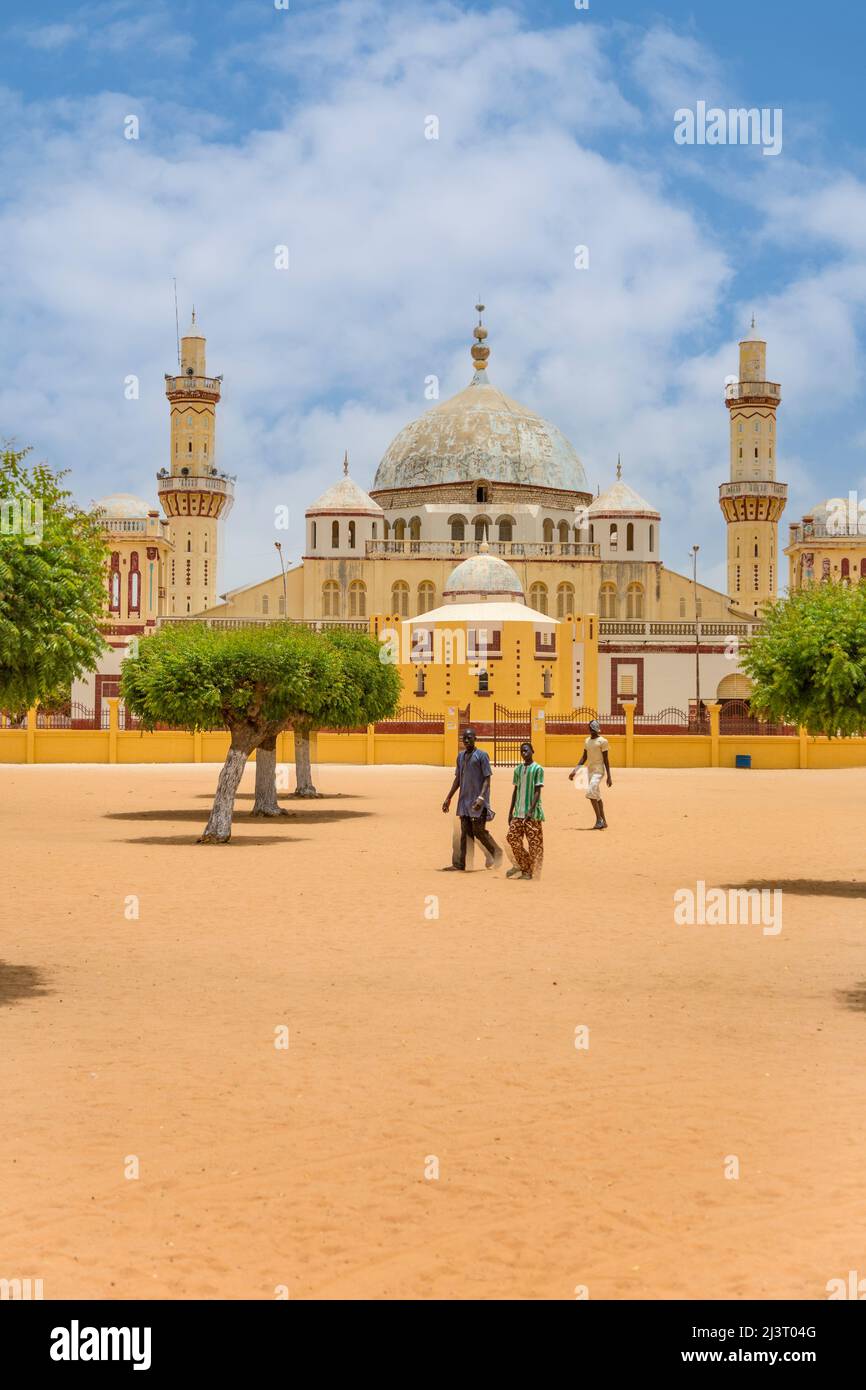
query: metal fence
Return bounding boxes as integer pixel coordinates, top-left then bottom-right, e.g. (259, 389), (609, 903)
(718, 699), (797, 736)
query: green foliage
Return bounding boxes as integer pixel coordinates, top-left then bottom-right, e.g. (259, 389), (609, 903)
(121, 620), (400, 737)
(742, 582), (866, 737)
(0, 445), (106, 710)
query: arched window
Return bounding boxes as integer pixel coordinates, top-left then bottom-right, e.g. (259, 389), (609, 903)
(261, 594), (269, 615)
(417, 581), (435, 614)
(128, 552), (140, 614)
(529, 581), (548, 614)
(322, 580), (340, 617)
(409, 516), (421, 541)
(473, 515), (491, 543)
(497, 516), (514, 542)
(391, 581), (409, 617)
(609, 524), (618, 551)
(542, 518), (554, 544)
(348, 580), (366, 617)
(393, 518), (406, 541)
(109, 553), (120, 612)
(861, 558), (866, 580)
(449, 514), (466, 541)
(331, 520), (339, 548)
(626, 582), (644, 619)
(556, 582), (575, 618)
(383, 519), (390, 540)
(589, 524), (594, 543)
(626, 522), (635, 552)
(841, 557), (850, 580)
(348, 520), (356, 549)
(599, 582), (617, 618)
(558, 520), (570, 544)
(311, 521), (317, 549)
(649, 524), (655, 553)
(372, 522), (377, 540)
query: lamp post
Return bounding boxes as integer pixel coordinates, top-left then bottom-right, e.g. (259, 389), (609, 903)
(691, 544), (701, 722)
(274, 541), (289, 620)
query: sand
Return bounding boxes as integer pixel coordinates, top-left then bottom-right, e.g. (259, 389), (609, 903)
(1, 760), (864, 1301)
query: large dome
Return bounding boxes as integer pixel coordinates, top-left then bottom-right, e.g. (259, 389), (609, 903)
(373, 364), (587, 495)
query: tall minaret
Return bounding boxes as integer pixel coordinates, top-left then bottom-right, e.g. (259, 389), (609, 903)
(158, 311), (234, 615)
(719, 319), (787, 616)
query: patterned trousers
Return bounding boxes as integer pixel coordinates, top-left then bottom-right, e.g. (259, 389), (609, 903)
(507, 817), (544, 876)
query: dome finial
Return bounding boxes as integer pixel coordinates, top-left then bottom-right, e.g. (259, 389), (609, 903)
(471, 299), (490, 374)
(343, 449), (349, 477)
(616, 453), (622, 481)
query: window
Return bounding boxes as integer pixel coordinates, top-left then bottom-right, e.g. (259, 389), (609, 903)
(391, 581), (409, 617)
(331, 520), (339, 548)
(589, 524), (594, 543)
(372, 523), (377, 540)
(449, 515), (466, 541)
(542, 518), (554, 544)
(322, 580), (340, 617)
(348, 520), (356, 549)
(529, 581), (548, 614)
(609, 524), (618, 550)
(383, 519), (390, 540)
(556, 582), (575, 618)
(754, 542), (759, 557)
(393, 519), (406, 541)
(417, 581), (435, 614)
(109, 558), (121, 612)
(476, 486), (488, 503)
(599, 582), (617, 617)
(312, 521), (317, 548)
(188, 441), (192, 452)
(278, 595), (286, 615)
(626, 582), (644, 619)
(348, 580), (366, 617)
(187, 536), (191, 552)
(679, 596), (686, 617)
(409, 517), (421, 541)
(473, 516), (490, 544)
(649, 524), (655, 553)
(841, 557), (850, 579)
(558, 520), (570, 544)
(754, 447), (759, 459)
(497, 516), (514, 543)
(626, 522), (634, 552)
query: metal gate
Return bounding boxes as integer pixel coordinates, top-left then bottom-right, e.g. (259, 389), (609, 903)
(492, 704), (531, 767)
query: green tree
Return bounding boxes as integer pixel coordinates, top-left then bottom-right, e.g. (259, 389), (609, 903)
(0, 445), (106, 711)
(742, 582), (866, 736)
(252, 625), (401, 810)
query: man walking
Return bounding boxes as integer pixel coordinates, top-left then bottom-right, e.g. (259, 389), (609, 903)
(569, 718), (612, 829)
(442, 728), (503, 870)
(506, 741), (544, 880)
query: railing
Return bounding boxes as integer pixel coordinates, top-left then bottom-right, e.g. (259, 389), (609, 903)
(35, 703), (102, 730)
(718, 699), (797, 736)
(547, 707), (625, 734)
(164, 374), (222, 394)
(375, 706), (445, 733)
(789, 522), (866, 541)
(724, 381), (781, 401)
(157, 474), (235, 497)
(158, 616), (369, 632)
(365, 540), (600, 559)
(719, 481), (787, 499)
(599, 620), (762, 638)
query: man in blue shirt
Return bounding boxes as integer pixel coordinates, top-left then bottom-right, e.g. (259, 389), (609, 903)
(442, 728), (503, 871)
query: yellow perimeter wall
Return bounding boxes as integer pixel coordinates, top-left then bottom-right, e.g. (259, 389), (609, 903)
(2, 702), (866, 770)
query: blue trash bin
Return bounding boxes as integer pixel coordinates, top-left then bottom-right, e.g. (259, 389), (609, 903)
(735, 754), (751, 769)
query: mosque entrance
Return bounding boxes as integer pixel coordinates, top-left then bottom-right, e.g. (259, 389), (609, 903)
(492, 704), (531, 767)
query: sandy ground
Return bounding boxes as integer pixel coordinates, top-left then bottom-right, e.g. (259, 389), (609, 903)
(1, 760), (865, 1301)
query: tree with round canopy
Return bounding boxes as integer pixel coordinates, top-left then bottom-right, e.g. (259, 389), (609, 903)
(742, 582), (866, 737)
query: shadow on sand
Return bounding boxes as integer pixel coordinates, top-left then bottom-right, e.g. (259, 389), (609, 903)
(121, 833), (307, 847)
(106, 808), (369, 824)
(0, 960), (51, 1008)
(718, 879), (866, 899)
(835, 982), (866, 1013)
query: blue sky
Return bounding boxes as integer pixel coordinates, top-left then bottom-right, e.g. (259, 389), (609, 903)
(2, 0), (866, 595)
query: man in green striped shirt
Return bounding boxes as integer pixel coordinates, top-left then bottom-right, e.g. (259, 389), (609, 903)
(506, 741), (544, 880)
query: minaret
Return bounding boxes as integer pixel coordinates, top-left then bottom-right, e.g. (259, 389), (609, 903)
(158, 311), (234, 615)
(719, 319), (787, 616)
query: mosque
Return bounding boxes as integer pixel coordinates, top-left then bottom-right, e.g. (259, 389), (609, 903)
(82, 304), (861, 725)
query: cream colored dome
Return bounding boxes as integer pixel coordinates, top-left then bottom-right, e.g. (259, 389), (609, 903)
(443, 546), (524, 600)
(94, 492), (153, 519)
(589, 479), (659, 517)
(306, 474), (382, 517)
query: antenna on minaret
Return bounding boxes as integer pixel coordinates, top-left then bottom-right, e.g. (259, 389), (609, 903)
(616, 454), (622, 481)
(343, 450), (349, 476)
(173, 277), (180, 369)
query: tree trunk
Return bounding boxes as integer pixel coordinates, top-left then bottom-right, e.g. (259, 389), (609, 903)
(199, 736), (252, 843)
(293, 725), (319, 797)
(251, 734), (291, 816)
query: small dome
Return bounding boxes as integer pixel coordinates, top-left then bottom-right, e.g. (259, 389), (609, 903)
(589, 479), (659, 517)
(306, 474), (382, 517)
(94, 492), (153, 519)
(443, 545), (524, 600)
